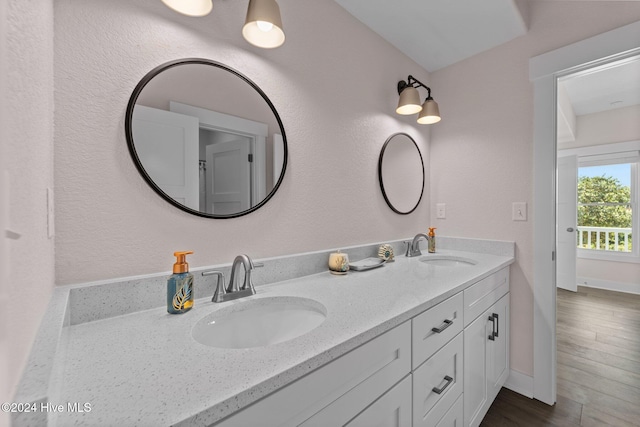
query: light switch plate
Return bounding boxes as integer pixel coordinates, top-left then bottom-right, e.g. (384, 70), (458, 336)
(513, 202), (527, 221)
(436, 203), (446, 219)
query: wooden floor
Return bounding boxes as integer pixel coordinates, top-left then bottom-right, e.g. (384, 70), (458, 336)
(481, 286), (640, 426)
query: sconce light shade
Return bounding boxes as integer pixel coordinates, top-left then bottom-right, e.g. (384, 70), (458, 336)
(396, 86), (422, 115)
(161, 0), (213, 17)
(396, 75), (441, 124)
(417, 98), (441, 124)
(242, 0), (285, 49)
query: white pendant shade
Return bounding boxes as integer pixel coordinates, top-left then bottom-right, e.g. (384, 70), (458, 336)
(396, 86), (422, 115)
(243, 0), (285, 49)
(417, 99), (441, 124)
(161, 0), (213, 17)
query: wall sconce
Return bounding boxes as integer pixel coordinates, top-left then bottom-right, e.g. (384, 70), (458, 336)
(242, 0), (286, 49)
(396, 75), (441, 124)
(161, 0), (213, 17)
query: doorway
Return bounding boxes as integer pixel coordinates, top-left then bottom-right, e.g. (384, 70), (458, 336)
(530, 21), (640, 405)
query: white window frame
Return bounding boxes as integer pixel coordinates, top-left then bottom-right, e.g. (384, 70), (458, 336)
(561, 140), (640, 264)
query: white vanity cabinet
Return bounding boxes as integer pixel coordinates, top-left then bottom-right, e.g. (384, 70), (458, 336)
(463, 268), (510, 427)
(215, 267), (510, 427)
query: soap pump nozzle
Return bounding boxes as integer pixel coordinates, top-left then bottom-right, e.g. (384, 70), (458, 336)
(173, 251), (193, 274)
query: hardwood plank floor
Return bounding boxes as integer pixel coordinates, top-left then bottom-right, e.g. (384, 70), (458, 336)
(481, 286), (640, 426)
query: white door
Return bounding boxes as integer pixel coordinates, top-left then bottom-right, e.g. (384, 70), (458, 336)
(557, 155), (578, 292)
(205, 138), (251, 215)
(132, 106), (200, 210)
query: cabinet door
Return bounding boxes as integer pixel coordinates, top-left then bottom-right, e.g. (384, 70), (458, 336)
(488, 293), (510, 401)
(345, 376), (412, 427)
(463, 309), (492, 427)
(464, 293), (510, 427)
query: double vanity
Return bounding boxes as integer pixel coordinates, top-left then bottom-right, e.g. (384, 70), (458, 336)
(15, 237), (513, 427)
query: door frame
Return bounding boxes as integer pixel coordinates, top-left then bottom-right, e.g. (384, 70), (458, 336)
(530, 20), (640, 405)
(169, 101), (269, 205)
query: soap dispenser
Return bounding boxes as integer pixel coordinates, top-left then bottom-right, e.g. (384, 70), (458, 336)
(167, 251), (194, 314)
(428, 228), (437, 253)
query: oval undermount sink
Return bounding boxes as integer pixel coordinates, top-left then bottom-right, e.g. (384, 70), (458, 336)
(192, 296), (327, 349)
(419, 255), (477, 267)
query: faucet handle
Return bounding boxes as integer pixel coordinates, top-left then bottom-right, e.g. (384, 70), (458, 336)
(202, 270), (226, 303)
(403, 241), (411, 257)
(253, 262), (264, 269)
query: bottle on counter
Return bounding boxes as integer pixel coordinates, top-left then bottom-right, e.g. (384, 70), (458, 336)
(428, 228), (437, 253)
(167, 251), (194, 314)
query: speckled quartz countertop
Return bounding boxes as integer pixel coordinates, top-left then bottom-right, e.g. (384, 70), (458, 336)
(44, 243), (513, 427)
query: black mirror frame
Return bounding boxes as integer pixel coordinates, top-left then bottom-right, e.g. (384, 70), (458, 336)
(124, 58), (288, 219)
(377, 132), (425, 215)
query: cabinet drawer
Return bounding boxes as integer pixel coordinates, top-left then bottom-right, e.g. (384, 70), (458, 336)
(412, 333), (463, 427)
(412, 292), (463, 369)
(463, 267), (509, 326)
(344, 375), (412, 427)
(435, 394), (463, 427)
(218, 321), (411, 427)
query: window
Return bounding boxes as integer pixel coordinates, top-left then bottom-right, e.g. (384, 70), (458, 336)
(577, 156), (639, 262)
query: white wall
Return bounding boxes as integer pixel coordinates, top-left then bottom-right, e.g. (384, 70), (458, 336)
(429, 3), (640, 377)
(3, 0), (55, 403)
(54, 0), (432, 284)
(559, 104), (640, 150)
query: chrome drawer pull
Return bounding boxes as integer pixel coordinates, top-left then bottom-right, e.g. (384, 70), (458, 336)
(432, 375), (454, 394)
(431, 319), (453, 334)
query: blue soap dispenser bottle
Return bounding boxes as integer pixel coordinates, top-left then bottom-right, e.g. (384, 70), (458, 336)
(167, 251), (194, 314)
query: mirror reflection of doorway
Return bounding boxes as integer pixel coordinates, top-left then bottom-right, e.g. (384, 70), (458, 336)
(202, 130), (252, 215)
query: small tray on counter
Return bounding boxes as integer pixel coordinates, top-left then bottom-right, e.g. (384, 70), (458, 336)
(349, 257), (386, 271)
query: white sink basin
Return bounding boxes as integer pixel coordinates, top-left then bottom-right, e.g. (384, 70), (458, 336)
(419, 255), (477, 267)
(192, 296), (327, 349)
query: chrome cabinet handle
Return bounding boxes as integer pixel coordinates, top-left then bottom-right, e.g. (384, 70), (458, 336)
(493, 313), (499, 338)
(432, 376), (454, 394)
(431, 319), (453, 333)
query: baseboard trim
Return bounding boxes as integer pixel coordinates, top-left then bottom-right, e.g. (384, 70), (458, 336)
(577, 276), (640, 295)
(504, 369), (534, 398)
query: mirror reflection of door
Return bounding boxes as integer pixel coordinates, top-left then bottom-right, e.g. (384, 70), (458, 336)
(132, 106), (200, 210)
(126, 60), (288, 218)
(203, 132), (251, 215)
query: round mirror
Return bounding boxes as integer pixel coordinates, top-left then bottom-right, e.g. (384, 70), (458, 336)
(378, 133), (425, 214)
(125, 58), (288, 218)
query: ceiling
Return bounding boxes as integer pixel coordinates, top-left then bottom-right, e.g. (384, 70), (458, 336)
(559, 57), (640, 116)
(333, 0), (528, 72)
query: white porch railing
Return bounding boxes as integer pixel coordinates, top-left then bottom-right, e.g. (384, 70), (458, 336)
(577, 226), (633, 252)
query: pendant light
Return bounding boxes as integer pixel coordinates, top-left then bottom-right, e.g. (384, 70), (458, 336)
(242, 0), (286, 49)
(396, 75), (441, 124)
(161, 0), (213, 17)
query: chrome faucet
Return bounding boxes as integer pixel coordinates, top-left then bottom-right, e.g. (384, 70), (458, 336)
(405, 233), (431, 257)
(202, 254), (263, 303)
